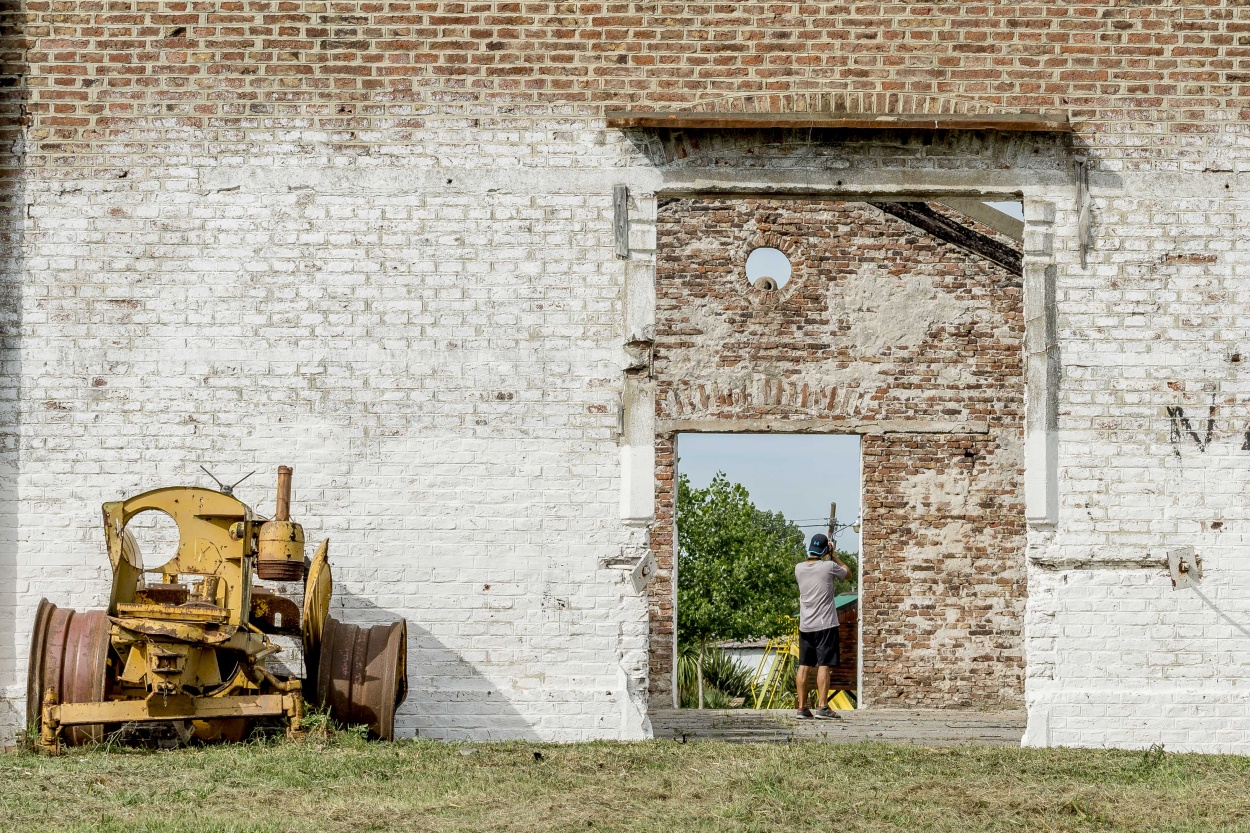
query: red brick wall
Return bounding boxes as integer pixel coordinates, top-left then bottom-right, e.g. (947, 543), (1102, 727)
(829, 600), (858, 691)
(9, 2), (1250, 165)
(652, 198), (1026, 708)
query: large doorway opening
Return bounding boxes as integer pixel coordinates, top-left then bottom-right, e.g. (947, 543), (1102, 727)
(650, 196), (1028, 713)
(674, 433), (861, 711)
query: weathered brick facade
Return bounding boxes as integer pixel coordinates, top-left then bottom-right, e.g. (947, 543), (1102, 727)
(651, 198), (1025, 708)
(6, 1), (1250, 163)
(2, 3), (1250, 750)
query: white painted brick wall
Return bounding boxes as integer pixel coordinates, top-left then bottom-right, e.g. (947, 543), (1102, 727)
(1025, 192), (1250, 754)
(7, 119), (1250, 753)
(4, 125), (654, 742)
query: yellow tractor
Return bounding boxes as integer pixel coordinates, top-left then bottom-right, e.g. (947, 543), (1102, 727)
(26, 466), (408, 751)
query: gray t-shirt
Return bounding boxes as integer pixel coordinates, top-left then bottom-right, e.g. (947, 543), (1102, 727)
(795, 558), (849, 633)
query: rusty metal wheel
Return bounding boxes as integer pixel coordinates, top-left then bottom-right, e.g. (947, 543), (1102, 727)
(301, 541), (332, 697)
(26, 599), (111, 746)
(316, 616), (408, 740)
(25, 599), (55, 732)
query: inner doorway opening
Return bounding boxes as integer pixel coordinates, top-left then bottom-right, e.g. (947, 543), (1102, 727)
(674, 432), (861, 711)
(652, 193), (1029, 714)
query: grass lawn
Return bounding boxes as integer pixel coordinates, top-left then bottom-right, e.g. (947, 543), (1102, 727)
(2, 737), (1250, 832)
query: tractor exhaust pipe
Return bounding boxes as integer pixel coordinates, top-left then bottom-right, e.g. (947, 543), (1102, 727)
(275, 465), (292, 522)
(257, 465), (304, 582)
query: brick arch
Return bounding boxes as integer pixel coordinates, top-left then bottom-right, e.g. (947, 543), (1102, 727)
(747, 231), (794, 256)
(624, 93), (1066, 167)
(742, 233), (800, 302)
(682, 92), (1008, 117)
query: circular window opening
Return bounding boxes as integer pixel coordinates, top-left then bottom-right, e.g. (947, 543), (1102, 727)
(745, 247), (792, 290)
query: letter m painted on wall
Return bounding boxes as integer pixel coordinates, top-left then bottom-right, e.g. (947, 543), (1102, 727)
(1166, 405), (1213, 455)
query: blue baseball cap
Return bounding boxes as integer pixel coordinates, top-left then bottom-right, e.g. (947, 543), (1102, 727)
(808, 533), (830, 556)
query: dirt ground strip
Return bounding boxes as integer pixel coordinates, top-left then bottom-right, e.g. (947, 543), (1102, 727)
(649, 708), (1026, 746)
(2, 738), (1249, 833)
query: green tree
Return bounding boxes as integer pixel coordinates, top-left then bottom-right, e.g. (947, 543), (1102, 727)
(833, 549), (858, 596)
(676, 472), (805, 707)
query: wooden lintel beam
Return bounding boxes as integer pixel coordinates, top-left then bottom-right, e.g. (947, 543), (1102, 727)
(937, 199), (1025, 242)
(604, 111), (1072, 133)
(870, 201), (1023, 277)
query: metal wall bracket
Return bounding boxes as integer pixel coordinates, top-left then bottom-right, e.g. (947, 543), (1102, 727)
(1167, 546), (1202, 590)
(602, 548), (656, 593)
(629, 550), (657, 594)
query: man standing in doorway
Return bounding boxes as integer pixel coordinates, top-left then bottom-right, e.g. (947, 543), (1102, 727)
(794, 533), (850, 720)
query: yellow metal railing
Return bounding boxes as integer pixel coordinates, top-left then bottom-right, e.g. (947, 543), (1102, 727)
(749, 629), (797, 709)
(748, 618), (856, 711)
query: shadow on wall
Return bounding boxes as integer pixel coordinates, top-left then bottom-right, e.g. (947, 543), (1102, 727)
(0, 0), (25, 732)
(334, 590), (540, 742)
(1191, 586), (1250, 641)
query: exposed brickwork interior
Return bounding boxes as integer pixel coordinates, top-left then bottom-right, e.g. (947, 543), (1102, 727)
(829, 600), (857, 691)
(652, 198), (1025, 707)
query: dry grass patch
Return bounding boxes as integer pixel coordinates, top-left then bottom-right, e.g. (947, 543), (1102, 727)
(1, 738), (1249, 832)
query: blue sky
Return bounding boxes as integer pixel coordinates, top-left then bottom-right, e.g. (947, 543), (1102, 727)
(986, 201), (1025, 220)
(676, 433), (862, 554)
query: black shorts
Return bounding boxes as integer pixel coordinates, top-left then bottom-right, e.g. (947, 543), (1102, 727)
(798, 627), (840, 668)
